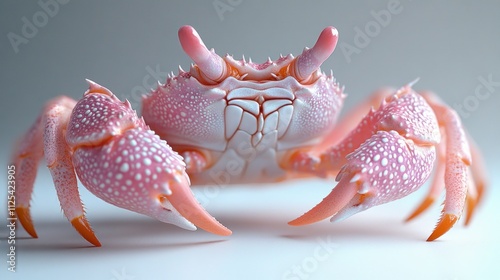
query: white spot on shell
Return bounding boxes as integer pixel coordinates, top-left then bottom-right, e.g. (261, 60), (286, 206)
(398, 155), (404, 163)
(120, 163), (129, 172)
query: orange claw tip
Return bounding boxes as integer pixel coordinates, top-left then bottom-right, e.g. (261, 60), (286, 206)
(287, 202), (336, 226)
(167, 176), (232, 237)
(464, 195), (478, 226)
(427, 213), (458, 242)
(476, 182), (486, 205)
(194, 216), (232, 237)
(288, 216), (315, 227)
(287, 198), (336, 226)
(71, 216), (102, 247)
(405, 197), (435, 223)
(16, 207), (38, 238)
(289, 179), (359, 227)
(173, 201), (232, 236)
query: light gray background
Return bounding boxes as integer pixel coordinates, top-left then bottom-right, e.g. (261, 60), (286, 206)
(1, 1), (499, 280)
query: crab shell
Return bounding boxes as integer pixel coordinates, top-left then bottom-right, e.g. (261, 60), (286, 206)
(142, 26), (344, 184)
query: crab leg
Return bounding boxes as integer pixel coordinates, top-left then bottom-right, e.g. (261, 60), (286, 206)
(464, 133), (488, 223)
(11, 114), (45, 238)
(12, 96), (101, 246)
(420, 94), (473, 241)
(406, 92), (487, 228)
(43, 97), (101, 246)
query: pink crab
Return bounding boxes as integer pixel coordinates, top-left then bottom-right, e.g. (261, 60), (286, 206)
(12, 26), (487, 247)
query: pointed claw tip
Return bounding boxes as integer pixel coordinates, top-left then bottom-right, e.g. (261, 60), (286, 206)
(427, 213), (458, 241)
(16, 207), (38, 238)
(71, 216), (101, 247)
(166, 176), (232, 237)
(405, 197), (435, 223)
(288, 216), (312, 227)
(213, 226), (232, 236)
(289, 178), (359, 227)
(476, 182), (486, 205)
(288, 211), (329, 226)
(464, 196), (478, 226)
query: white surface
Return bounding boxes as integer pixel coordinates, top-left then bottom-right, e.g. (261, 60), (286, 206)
(1, 163), (498, 280)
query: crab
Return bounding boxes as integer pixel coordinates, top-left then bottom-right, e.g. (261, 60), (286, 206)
(11, 26), (487, 247)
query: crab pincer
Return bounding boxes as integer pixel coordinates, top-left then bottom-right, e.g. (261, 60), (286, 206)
(12, 80), (230, 246)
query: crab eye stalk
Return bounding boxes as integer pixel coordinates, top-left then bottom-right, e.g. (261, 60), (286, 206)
(292, 26), (338, 82)
(178, 25), (229, 84)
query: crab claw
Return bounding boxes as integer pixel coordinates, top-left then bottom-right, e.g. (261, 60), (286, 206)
(178, 25), (228, 84)
(71, 121), (231, 236)
(292, 26), (338, 82)
(64, 82), (231, 237)
(290, 130), (437, 231)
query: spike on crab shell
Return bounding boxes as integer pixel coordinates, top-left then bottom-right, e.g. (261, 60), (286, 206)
(84, 79), (113, 97)
(407, 77), (421, 88)
(123, 99), (132, 109)
(178, 65), (186, 74)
